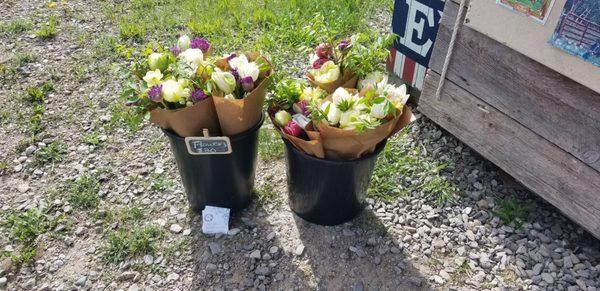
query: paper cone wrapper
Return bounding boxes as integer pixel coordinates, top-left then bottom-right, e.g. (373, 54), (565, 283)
(282, 124), (325, 159)
(307, 70), (358, 94)
(315, 106), (415, 160)
(213, 52), (273, 136)
(149, 97), (221, 137)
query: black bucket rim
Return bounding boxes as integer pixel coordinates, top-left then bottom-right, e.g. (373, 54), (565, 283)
(283, 138), (387, 164)
(162, 113), (265, 141)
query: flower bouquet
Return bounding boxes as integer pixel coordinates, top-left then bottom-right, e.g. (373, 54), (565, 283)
(268, 79), (413, 160)
(307, 33), (396, 94)
(123, 35), (219, 137)
(211, 52), (273, 136)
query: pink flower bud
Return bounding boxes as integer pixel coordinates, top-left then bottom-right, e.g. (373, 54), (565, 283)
(315, 43), (333, 59)
(292, 100), (310, 116)
(283, 120), (302, 137)
(312, 58), (329, 69)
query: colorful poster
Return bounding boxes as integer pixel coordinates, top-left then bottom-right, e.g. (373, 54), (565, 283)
(497, 0), (557, 24)
(549, 0), (600, 67)
(389, 0), (446, 90)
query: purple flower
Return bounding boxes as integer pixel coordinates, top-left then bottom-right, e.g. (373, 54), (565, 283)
(190, 89), (207, 102)
(190, 38), (211, 53)
(170, 46), (181, 56)
(338, 39), (350, 50)
(312, 58), (328, 69)
(148, 85), (163, 102)
(226, 53), (237, 61)
(293, 100), (310, 116)
(241, 76), (254, 92)
(231, 68), (240, 82)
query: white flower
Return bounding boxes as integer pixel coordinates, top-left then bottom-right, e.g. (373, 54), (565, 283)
(339, 110), (359, 130)
(370, 101), (388, 119)
(332, 88), (358, 111)
(180, 48), (204, 66)
(142, 69), (163, 87)
(211, 70), (236, 94)
(177, 35), (191, 50)
(310, 61), (340, 84)
(224, 94), (235, 100)
(148, 53), (169, 71)
(320, 101), (341, 125)
(228, 54), (249, 70)
(162, 79), (190, 103)
(300, 87), (326, 102)
(385, 84), (410, 108)
(237, 61), (260, 81)
(358, 71), (388, 92)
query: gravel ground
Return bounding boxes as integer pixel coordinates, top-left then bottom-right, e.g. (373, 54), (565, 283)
(1, 1), (599, 291)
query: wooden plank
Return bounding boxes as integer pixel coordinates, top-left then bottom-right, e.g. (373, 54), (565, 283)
(420, 72), (600, 239)
(429, 1), (600, 172)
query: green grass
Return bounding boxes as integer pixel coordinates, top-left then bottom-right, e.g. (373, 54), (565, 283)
(102, 0), (390, 75)
(82, 131), (103, 147)
(65, 174), (101, 209)
(368, 129), (458, 204)
(258, 128), (284, 161)
(493, 195), (529, 229)
(22, 81), (53, 136)
(0, 19), (32, 35)
(449, 260), (472, 286)
(2, 208), (61, 265)
(151, 175), (174, 191)
(107, 101), (145, 133)
(96, 204), (144, 226)
(255, 178), (280, 205)
(33, 142), (66, 167)
(104, 226), (162, 263)
(15, 52), (37, 67)
(35, 15), (58, 39)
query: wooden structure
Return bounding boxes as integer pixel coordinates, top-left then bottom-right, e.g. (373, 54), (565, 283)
(420, 0), (600, 238)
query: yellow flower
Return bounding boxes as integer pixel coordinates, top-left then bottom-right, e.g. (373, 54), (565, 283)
(310, 61), (340, 84)
(161, 79), (190, 103)
(142, 69), (163, 87)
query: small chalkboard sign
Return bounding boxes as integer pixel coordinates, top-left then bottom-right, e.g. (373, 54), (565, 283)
(184, 129), (232, 155)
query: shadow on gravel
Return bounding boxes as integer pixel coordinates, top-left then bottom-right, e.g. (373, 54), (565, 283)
(291, 209), (431, 290)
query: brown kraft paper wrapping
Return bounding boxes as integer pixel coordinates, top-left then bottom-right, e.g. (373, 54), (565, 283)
(213, 53), (273, 136)
(315, 106), (415, 160)
(149, 97), (221, 137)
(307, 70), (358, 94)
(282, 124), (325, 159)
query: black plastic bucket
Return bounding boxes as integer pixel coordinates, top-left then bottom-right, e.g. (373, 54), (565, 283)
(283, 139), (387, 225)
(163, 114), (264, 213)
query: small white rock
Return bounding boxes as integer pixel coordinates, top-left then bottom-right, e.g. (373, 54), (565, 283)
(169, 224), (183, 233)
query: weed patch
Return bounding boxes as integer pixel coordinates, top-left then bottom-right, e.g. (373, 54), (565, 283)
(65, 174), (101, 209)
(0, 19), (32, 35)
(493, 195), (529, 229)
(368, 129), (458, 204)
(33, 142), (66, 167)
(258, 128), (284, 161)
(1, 208), (61, 265)
(104, 226), (162, 263)
(35, 15), (58, 39)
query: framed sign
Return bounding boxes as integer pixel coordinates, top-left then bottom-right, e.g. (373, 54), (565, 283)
(184, 129), (232, 155)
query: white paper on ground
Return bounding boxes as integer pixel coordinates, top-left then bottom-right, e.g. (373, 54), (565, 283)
(202, 206), (230, 234)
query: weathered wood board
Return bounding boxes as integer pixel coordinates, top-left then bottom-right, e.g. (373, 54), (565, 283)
(429, 0), (600, 173)
(420, 72), (600, 238)
(465, 0), (600, 94)
(419, 0), (600, 238)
